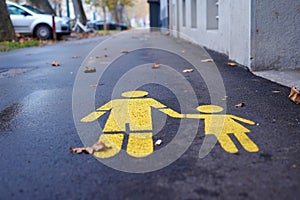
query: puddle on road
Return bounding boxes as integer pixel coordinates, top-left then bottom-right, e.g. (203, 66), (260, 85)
(0, 68), (35, 78)
(0, 103), (23, 131)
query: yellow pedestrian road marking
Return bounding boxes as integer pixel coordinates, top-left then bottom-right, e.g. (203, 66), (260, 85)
(81, 111), (105, 122)
(159, 108), (184, 118)
(81, 91), (259, 158)
(186, 105), (259, 153)
(127, 132), (153, 157)
(81, 90), (182, 158)
(94, 134), (124, 158)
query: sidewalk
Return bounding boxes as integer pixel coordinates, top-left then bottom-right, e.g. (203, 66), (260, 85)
(253, 69), (300, 89)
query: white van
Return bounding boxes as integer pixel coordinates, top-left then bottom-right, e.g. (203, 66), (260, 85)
(6, 1), (71, 40)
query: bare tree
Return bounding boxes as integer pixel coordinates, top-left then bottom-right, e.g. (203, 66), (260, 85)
(72, 0), (87, 25)
(0, 0), (16, 41)
(85, 0), (134, 23)
(27, 0), (56, 15)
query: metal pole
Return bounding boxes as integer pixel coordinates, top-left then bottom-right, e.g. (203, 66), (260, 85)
(66, 0), (70, 18)
(52, 14), (57, 41)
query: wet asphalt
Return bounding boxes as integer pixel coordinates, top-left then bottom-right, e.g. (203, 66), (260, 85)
(0, 33), (299, 200)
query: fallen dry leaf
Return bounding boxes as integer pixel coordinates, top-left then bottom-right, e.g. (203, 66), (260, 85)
(96, 54), (108, 59)
(222, 96), (228, 101)
(121, 50), (129, 54)
(183, 69), (194, 73)
(152, 63), (160, 69)
(51, 60), (60, 67)
(228, 62), (237, 67)
(70, 141), (111, 154)
(288, 87), (300, 104)
(235, 103), (245, 108)
(201, 59), (214, 63)
(69, 147), (86, 154)
(90, 83), (104, 87)
(162, 32), (170, 36)
(84, 67), (96, 73)
(155, 139), (163, 146)
(272, 90), (281, 93)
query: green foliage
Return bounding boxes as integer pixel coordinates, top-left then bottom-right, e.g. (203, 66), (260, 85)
(0, 40), (40, 52)
(85, 0), (134, 11)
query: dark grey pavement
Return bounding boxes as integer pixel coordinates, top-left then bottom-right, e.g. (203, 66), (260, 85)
(0, 31), (299, 200)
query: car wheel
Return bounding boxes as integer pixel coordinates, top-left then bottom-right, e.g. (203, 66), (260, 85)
(35, 25), (52, 40)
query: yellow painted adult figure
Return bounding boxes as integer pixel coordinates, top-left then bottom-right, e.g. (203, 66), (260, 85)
(187, 105), (259, 153)
(81, 90), (182, 158)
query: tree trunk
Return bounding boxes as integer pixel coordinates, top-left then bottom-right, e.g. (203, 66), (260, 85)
(0, 0), (16, 42)
(102, 5), (107, 31)
(72, 0), (87, 25)
(28, 0), (56, 15)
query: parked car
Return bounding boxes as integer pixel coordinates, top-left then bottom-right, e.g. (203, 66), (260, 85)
(87, 20), (128, 31)
(6, 1), (71, 40)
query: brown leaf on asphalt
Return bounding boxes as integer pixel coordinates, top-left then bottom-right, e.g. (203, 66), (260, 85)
(96, 54), (108, 59)
(152, 63), (160, 69)
(92, 141), (111, 152)
(162, 32), (170, 36)
(235, 103), (245, 108)
(228, 62), (237, 67)
(201, 59), (214, 63)
(84, 67), (96, 73)
(70, 141), (111, 154)
(288, 87), (300, 104)
(51, 60), (60, 67)
(121, 50), (129, 53)
(182, 69), (194, 73)
(69, 147), (86, 154)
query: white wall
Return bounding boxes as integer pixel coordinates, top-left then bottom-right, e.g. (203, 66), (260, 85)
(229, 0), (251, 67)
(170, 0), (250, 67)
(170, 0), (300, 71)
(250, 0), (300, 71)
(160, 0), (169, 29)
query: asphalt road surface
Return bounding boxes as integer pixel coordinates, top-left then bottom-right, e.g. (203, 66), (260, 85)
(0, 31), (299, 200)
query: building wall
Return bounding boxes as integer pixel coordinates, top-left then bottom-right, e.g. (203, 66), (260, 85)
(170, 0), (300, 71)
(250, 0), (300, 71)
(160, 0), (169, 29)
(170, 0), (250, 67)
(229, 0), (251, 68)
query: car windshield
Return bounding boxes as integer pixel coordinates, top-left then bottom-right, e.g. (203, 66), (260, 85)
(22, 5), (46, 14)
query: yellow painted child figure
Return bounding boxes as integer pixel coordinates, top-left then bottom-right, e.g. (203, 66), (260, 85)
(186, 105), (259, 153)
